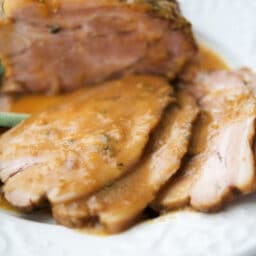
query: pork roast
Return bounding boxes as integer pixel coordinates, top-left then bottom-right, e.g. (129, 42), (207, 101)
(0, 0), (196, 93)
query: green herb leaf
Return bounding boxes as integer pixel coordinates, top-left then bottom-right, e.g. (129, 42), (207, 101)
(0, 61), (6, 85)
(0, 112), (30, 127)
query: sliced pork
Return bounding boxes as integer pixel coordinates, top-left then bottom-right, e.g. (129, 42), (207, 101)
(153, 69), (256, 212)
(0, 75), (172, 209)
(52, 90), (199, 233)
(0, 0), (196, 93)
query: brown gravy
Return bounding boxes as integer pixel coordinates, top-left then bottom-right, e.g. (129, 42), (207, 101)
(0, 193), (16, 212)
(195, 45), (228, 71)
(9, 45), (228, 115)
(0, 45), (228, 216)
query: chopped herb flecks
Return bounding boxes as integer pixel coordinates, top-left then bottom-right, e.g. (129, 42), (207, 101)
(50, 25), (62, 34)
(117, 163), (124, 168)
(0, 60), (6, 85)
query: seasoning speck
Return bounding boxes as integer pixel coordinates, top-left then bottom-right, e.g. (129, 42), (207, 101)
(0, 60), (6, 85)
(50, 25), (62, 34)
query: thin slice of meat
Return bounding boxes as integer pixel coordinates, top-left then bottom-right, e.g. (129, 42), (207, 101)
(0, 75), (173, 209)
(0, 0), (196, 93)
(52, 90), (199, 233)
(153, 69), (256, 212)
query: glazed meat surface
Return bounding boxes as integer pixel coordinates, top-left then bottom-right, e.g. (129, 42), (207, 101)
(0, 75), (172, 209)
(52, 90), (199, 233)
(0, 0), (196, 93)
(153, 70), (256, 212)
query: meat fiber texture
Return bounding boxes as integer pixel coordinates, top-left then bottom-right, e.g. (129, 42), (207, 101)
(0, 0), (197, 93)
(153, 69), (256, 212)
(0, 75), (173, 210)
(52, 89), (199, 233)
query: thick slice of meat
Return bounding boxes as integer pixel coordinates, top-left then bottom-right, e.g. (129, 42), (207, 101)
(153, 69), (256, 212)
(52, 90), (199, 233)
(0, 0), (196, 93)
(0, 75), (172, 209)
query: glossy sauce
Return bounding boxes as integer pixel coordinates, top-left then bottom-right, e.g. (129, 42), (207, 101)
(195, 45), (228, 71)
(0, 45), (228, 217)
(9, 45), (228, 115)
(0, 193), (17, 212)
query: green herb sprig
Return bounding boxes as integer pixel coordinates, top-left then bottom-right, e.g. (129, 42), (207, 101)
(0, 112), (30, 127)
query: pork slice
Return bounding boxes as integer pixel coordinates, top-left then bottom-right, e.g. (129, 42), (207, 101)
(52, 90), (199, 233)
(0, 0), (196, 93)
(153, 69), (256, 212)
(1, 75), (173, 209)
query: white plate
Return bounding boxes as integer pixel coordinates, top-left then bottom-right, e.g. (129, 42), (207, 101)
(1, 0), (256, 255)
